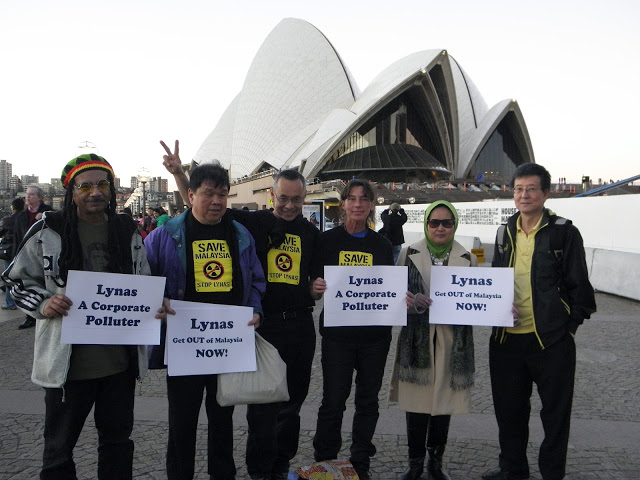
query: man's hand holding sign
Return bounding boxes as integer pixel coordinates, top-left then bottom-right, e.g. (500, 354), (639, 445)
(164, 300), (256, 376)
(61, 271), (166, 345)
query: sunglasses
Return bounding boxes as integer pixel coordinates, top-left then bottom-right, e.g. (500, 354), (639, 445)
(427, 219), (454, 228)
(74, 180), (111, 193)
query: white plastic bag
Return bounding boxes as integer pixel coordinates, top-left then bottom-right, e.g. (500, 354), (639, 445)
(216, 332), (289, 406)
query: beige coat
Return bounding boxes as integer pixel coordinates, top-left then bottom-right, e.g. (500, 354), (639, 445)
(389, 238), (477, 415)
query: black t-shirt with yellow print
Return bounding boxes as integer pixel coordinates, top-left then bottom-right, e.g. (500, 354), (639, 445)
(184, 212), (235, 306)
(231, 209), (319, 314)
(311, 225), (394, 343)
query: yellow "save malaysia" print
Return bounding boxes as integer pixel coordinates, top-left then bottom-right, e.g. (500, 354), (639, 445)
(267, 233), (302, 285)
(193, 240), (233, 292)
(339, 251), (373, 266)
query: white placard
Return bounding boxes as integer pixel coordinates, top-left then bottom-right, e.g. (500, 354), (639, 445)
(323, 266), (408, 326)
(61, 270), (165, 345)
(166, 300), (256, 376)
(428, 266), (514, 326)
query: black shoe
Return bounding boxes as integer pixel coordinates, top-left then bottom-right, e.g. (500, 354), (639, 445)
(2, 304), (17, 310)
(400, 456), (424, 480)
(18, 317), (36, 329)
(355, 470), (370, 480)
(481, 468), (529, 480)
(351, 458), (371, 480)
(427, 446), (450, 480)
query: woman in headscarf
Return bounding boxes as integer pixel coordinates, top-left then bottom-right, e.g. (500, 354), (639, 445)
(389, 200), (477, 480)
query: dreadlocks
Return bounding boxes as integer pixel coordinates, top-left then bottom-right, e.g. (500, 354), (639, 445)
(58, 171), (128, 282)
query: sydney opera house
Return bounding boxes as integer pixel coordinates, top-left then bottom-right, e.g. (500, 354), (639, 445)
(192, 18), (535, 206)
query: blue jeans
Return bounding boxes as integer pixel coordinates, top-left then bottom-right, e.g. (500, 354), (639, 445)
(392, 245), (402, 265)
(313, 336), (391, 473)
(3, 259), (16, 308)
(41, 370), (136, 480)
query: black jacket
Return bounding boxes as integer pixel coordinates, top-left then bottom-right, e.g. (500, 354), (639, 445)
(491, 208), (596, 348)
(380, 208), (407, 246)
(0, 213), (18, 259)
(14, 203), (53, 245)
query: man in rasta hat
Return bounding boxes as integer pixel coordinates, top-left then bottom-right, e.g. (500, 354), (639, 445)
(2, 153), (157, 479)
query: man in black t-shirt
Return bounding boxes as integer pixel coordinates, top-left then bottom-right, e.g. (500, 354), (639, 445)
(160, 140), (319, 480)
(146, 162), (265, 480)
(237, 170), (319, 480)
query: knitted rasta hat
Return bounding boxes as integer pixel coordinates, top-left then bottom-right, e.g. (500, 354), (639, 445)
(61, 154), (115, 188)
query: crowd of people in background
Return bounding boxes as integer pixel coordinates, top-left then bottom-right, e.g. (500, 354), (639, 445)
(115, 205), (174, 241)
(0, 152), (596, 480)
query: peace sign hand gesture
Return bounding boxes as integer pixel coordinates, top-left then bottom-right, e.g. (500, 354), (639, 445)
(160, 140), (182, 174)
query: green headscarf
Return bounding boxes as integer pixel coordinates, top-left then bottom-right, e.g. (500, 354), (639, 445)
(423, 200), (459, 258)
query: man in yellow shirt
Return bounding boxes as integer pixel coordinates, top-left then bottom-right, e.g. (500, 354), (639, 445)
(483, 164), (596, 480)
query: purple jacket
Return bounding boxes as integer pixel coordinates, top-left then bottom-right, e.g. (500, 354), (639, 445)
(144, 209), (266, 368)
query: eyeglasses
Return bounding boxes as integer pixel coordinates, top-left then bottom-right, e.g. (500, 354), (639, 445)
(275, 195), (304, 205)
(427, 219), (454, 228)
(513, 187), (542, 195)
(74, 180), (111, 193)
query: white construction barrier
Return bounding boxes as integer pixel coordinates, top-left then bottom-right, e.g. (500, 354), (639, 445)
(587, 248), (640, 302)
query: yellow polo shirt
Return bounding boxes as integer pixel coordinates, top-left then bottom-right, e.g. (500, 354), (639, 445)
(507, 214), (543, 334)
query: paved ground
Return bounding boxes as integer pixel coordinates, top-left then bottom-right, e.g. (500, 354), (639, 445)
(1, 292), (639, 479)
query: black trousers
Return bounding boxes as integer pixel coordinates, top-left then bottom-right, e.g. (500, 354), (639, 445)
(489, 332), (576, 480)
(405, 412), (451, 458)
(246, 312), (316, 476)
(41, 370), (136, 480)
(313, 335), (391, 473)
(166, 374), (235, 480)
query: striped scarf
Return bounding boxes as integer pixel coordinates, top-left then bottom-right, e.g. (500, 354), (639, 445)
(395, 247), (475, 390)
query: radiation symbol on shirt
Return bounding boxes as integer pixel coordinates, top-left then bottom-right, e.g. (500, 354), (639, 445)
(275, 252), (293, 272)
(203, 260), (224, 280)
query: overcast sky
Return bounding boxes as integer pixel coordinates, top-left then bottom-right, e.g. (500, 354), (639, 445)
(1, 0), (638, 189)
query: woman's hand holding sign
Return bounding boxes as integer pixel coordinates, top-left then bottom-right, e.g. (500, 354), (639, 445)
(311, 277), (326, 300)
(406, 291), (432, 314)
